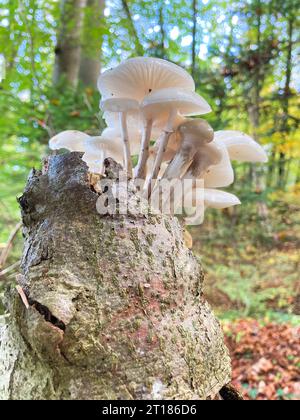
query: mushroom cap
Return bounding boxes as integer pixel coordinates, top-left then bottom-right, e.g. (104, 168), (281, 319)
(186, 143), (223, 178)
(203, 141), (234, 188)
(100, 97), (140, 113)
(82, 136), (123, 174)
(101, 127), (141, 155)
(103, 109), (140, 127)
(98, 57), (195, 101)
(185, 188), (241, 209)
(141, 88), (212, 120)
(183, 188), (240, 225)
(161, 120), (215, 180)
(215, 130), (268, 163)
(178, 118), (214, 145)
(203, 188), (241, 209)
(49, 130), (90, 152)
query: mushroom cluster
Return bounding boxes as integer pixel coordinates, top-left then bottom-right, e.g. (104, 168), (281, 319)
(49, 57), (267, 225)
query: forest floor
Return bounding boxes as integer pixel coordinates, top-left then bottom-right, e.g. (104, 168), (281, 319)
(192, 198), (300, 400)
(224, 319), (299, 400)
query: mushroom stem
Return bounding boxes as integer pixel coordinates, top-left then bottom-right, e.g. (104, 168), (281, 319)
(135, 119), (153, 180)
(144, 108), (177, 199)
(119, 112), (133, 177)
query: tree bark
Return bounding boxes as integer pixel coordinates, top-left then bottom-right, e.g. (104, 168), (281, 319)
(79, 0), (105, 88)
(53, 0), (88, 88)
(0, 153), (231, 400)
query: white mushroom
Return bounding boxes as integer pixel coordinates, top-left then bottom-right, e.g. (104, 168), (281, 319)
(184, 188), (241, 225)
(82, 135), (123, 175)
(100, 98), (139, 176)
(98, 58), (194, 182)
(134, 114), (185, 180)
(215, 130), (268, 162)
(183, 143), (223, 180)
(163, 119), (215, 180)
(141, 88), (212, 198)
(49, 129), (125, 175)
(49, 130), (90, 152)
(98, 57), (195, 101)
(168, 143), (223, 214)
(101, 127), (141, 155)
(203, 188), (241, 209)
(203, 141), (234, 188)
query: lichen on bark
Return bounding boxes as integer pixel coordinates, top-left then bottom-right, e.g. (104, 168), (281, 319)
(0, 153), (231, 400)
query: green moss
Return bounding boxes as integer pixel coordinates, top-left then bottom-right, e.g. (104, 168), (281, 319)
(130, 229), (142, 253)
(164, 220), (172, 234)
(148, 216), (157, 225)
(145, 233), (155, 247)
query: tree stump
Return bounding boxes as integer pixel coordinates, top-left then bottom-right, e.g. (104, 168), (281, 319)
(0, 153), (231, 400)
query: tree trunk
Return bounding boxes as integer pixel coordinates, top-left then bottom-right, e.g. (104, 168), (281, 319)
(53, 0), (87, 88)
(247, 1), (262, 190)
(121, 0), (144, 56)
(191, 0), (197, 80)
(79, 0), (105, 88)
(278, 17), (294, 188)
(0, 153), (231, 400)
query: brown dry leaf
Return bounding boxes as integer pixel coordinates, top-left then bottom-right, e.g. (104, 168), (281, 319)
(224, 320), (300, 400)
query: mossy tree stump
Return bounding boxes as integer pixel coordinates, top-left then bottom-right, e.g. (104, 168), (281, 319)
(0, 153), (231, 400)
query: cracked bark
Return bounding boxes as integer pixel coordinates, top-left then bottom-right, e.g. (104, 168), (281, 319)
(0, 153), (231, 400)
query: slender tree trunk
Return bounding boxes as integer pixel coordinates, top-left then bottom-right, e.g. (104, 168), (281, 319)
(266, 147), (276, 188)
(79, 0), (105, 88)
(53, 0), (88, 88)
(247, 1), (262, 189)
(0, 153), (231, 400)
(296, 161), (300, 184)
(278, 18), (293, 188)
(191, 0), (197, 80)
(158, 4), (166, 59)
(121, 0), (144, 56)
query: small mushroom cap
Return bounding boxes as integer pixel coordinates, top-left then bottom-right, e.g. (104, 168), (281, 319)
(103, 109), (140, 127)
(186, 143), (223, 178)
(183, 188), (240, 225)
(162, 120), (215, 180)
(101, 127), (141, 155)
(82, 135), (123, 174)
(84, 136), (122, 158)
(49, 130), (90, 152)
(141, 88), (212, 120)
(203, 188), (241, 209)
(98, 57), (195, 101)
(215, 130), (268, 163)
(203, 141), (234, 188)
(178, 118), (214, 144)
(100, 97), (140, 113)
(185, 188), (240, 209)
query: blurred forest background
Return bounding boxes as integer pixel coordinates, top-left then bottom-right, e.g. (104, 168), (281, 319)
(0, 0), (299, 400)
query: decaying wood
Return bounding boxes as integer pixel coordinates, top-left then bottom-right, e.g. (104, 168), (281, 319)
(0, 153), (231, 400)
